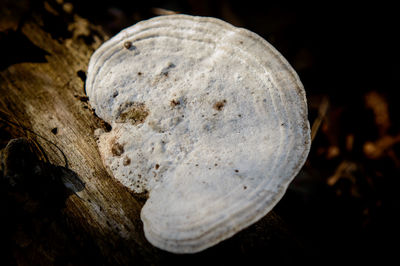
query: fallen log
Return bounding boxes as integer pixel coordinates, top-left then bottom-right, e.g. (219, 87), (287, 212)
(0, 1), (305, 264)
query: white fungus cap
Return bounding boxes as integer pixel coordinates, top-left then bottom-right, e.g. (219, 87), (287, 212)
(86, 14), (311, 253)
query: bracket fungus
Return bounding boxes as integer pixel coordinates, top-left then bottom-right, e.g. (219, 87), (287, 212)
(86, 15), (311, 253)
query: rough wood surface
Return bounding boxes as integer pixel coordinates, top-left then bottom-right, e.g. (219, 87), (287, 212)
(0, 1), (304, 265)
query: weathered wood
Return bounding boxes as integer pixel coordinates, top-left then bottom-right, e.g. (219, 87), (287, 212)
(0, 1), (305, 264)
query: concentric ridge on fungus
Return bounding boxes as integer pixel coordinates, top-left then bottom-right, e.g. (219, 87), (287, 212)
(86, 14), (311, 253)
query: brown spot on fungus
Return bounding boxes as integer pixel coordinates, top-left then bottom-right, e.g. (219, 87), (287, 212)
(155, 164), (160, 170)
(117, 102), (149, 125)
(51, 127), (58, 134)
(234, 169), (239, 173)
(170, 99), (180, 107)
(161, 63), (176, 77)
(111, 142), (124, 157)
(124, 41), (132, 49)
(138, 72), (142, 76)
(213, 100), (226, 111)
(123, 156), (131, 166)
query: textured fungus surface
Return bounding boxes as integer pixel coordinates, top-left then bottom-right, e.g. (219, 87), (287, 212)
(86, 14), (311, 253)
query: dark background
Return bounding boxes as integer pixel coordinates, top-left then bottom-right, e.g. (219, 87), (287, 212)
(2, 0), (400, 264)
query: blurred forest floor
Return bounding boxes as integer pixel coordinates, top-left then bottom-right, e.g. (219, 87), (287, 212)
(1, 0), (400, 264)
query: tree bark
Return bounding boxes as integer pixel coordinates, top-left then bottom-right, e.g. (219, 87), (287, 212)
(0, 1), (304, 265)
